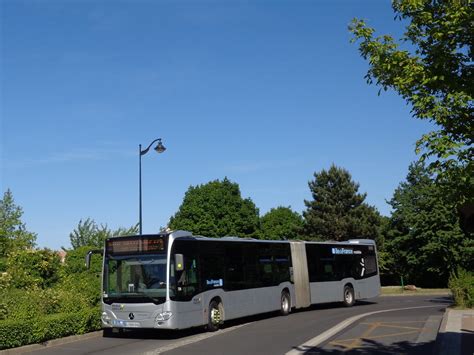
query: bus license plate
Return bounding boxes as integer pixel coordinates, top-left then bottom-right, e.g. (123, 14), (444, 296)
(112, 320), (140, 328)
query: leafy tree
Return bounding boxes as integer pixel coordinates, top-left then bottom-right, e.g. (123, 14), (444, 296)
(69, 218), (138, 249)
(169, 178), (260, 238)
(350, 1), (473, 205)
(259, 206), (303, 240)
(0, 190), (36, 270)
(302, 165), (381, 241)
(61, 246), (102, 276)
(386, 162), (473, 287)
(6, 249), (61, 289)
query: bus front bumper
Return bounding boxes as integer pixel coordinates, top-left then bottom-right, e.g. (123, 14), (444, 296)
(102, 304), (175, 329)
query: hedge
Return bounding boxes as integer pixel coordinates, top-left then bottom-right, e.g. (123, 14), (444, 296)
(0, 308), (101, 350)
(449, 268), (474, 309)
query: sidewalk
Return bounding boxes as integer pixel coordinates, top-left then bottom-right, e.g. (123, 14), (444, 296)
(436, 308), (474, 355)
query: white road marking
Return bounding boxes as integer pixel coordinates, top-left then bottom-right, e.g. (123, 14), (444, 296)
(286, 305), (442, 355)
(142, 323), (250, 355)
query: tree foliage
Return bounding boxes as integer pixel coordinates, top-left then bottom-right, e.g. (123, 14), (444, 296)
(61, 246), (102, 276)
(6, 249), (61, 289)
(303, 165), (381, 241)
(350, 1), (473, 204)
(0, 190), (36, 271)
(385, 162), (473, 287)
(168, 178), (260, 238)
(69, 218), (138, 249)
(259, 206), (303, 240)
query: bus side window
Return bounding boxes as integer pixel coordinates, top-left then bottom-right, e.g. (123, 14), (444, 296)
(365, 255), (377, 275)
(258, 257), (274, 286)
(242, 243), (259, 288)
(225, 243), (245, 290)
(200, 242), (225, 291)
(362, 246), (378, 277)
(273, 243), (291, 284)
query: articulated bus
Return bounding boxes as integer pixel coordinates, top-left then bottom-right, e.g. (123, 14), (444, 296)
(87, 230), (380, 335)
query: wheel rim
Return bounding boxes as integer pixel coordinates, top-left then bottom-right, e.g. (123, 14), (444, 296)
(345, 289), (353, 304)
(281, 294), (289, 313)
(211, 307), (221, 325)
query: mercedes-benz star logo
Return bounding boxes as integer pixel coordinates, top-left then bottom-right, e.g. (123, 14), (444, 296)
(129, 312), (135, 320)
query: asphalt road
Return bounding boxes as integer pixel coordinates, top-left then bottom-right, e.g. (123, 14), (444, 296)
(26, 295), (451, 355)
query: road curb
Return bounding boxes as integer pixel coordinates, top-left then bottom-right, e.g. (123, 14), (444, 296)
(0, 331), (102, 354)
(433, 308), (449, 355)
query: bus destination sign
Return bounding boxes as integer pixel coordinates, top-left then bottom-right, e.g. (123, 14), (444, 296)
(106, 237), (166, 254)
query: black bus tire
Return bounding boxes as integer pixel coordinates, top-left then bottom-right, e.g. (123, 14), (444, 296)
(103, 328), (115, 337)
(207, 300), (222, 332)
(342, 285), (355, 307)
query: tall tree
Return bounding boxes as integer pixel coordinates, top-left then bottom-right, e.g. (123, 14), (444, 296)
(0, 190), (36, 270)
(386, 162), (472, 287)
(259, 206), (303, 240)
(350, 1), (473, 205)
(69, 218), (138, 249)
(168, 178), (260, 238)
(303, 165), (381, 241)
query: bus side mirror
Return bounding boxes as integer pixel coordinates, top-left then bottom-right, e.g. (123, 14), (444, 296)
(175, 254), (184, 271)
(85, 249), (103, 269)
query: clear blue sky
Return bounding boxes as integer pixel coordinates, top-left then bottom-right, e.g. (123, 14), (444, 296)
(1, 0), (433, 250)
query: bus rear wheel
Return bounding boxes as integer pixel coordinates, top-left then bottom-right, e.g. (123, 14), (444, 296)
(280, 291), (291, 316)
(207, 300), (222, 332)
(342, 285), (355, 307)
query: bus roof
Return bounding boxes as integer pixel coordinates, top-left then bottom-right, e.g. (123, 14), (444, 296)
(107, 230), (376, 246)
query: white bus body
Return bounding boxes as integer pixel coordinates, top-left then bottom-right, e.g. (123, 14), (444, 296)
(98, 231), (380, 333)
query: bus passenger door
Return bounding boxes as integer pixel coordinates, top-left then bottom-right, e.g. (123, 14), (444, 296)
(172, 252), (203, 328)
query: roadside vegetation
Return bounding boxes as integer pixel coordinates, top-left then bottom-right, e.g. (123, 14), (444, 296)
(449, 269), (474, 309)
(1, 0), (472, 350)
(381, 287), (451, 296)
(0, 192), (136, 349)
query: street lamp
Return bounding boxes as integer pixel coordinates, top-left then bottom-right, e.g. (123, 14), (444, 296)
(139, 138), (166, 235)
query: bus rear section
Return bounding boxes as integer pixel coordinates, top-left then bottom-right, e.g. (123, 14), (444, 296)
(302, 240), (381, 307)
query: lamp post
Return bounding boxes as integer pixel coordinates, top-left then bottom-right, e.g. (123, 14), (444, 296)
(139, 138), (166, 235)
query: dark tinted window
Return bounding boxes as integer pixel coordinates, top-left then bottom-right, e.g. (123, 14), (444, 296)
(273, 244), (291, 284)
(306, 243), (378, 282)
(200, 241), (225, 291)
(225, 243), (246, 290)
(223, 241), (291, 289)
(360, 245), (378, 278)
(172, 239), (292, 297)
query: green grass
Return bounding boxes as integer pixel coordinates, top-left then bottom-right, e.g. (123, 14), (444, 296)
(381, 286), (451, 296)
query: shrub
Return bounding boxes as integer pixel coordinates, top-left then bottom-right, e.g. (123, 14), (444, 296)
(449, 268), (474, 308)
(53, 273), (101, 312)
(6, 249), (61, 289)
(60, 246), (102, 277)
(0, 276), (101, 320)
(0, 308), (101, 350)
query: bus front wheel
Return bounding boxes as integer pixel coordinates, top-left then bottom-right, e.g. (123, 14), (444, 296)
(342, 285), (355, 307)
(207, 300), (222, 332)
(280, 291), (291, 316)
(103, 328), (122, 337)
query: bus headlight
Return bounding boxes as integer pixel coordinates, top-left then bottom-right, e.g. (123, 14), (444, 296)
(101, 312), (112, 325)
(155, 311), (172, 321)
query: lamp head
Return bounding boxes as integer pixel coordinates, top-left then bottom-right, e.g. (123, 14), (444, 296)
(154, 139), (166, 154)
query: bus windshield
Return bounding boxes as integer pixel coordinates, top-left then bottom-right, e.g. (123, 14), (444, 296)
(104, 254), (168, 304)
